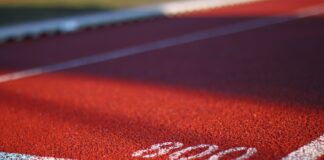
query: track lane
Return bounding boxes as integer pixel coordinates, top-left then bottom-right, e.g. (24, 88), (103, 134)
(0, 17), (251, 73)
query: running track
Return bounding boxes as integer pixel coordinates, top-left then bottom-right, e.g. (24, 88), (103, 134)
(0, 0), (324, 159)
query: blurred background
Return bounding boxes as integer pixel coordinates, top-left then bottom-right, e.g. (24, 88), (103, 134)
(0, 0), (178, 26)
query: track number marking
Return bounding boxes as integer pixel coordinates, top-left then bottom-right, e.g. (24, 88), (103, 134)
(132, 142), (184, 158)
(169, 144), (218, 160)
(132, 142), (257, 160)
(133, 134), (324, 160)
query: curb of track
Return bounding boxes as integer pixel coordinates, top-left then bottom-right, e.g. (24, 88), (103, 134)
(0, 0), (261, 43)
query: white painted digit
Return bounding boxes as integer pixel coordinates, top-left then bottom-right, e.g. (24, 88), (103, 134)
(208, 147), (257, 160)
(132, 142), (184, 158)
(169, 144), (218, 160)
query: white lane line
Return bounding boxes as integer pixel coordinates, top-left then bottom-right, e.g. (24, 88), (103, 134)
(0, 4), (324, 83)
(282, 134), (324, 160)
(0, 151), (72, 160)
(160, 0), (263, 15)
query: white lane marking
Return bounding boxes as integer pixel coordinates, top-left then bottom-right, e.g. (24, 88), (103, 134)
(209, 147), (257, 160)
(132, 142), (184, 158)
(161, 0), (263, 15)
(1, 4), (324, 83)
(0, 152), (72, 160)
(282, 134), (324, 160)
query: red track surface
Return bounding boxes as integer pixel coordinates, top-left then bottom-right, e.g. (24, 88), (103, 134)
(0, 0), (324, 159)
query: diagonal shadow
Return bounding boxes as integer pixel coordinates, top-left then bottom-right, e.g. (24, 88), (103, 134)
(1, 16), (324, 108)
(66, 16), (324, 108)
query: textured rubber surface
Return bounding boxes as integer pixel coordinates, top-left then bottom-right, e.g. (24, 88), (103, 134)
(0, 0), (324, 159)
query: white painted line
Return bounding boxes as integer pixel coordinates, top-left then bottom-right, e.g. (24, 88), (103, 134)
(160, 0), (263, 15)
(0, 4), (324, 83)
(0, 151), (72, 160)
(282, 134), (324, 160)
(0, 0), (261, 42)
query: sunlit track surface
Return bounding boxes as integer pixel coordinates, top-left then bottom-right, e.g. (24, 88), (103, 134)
(0, 0), (324, 160)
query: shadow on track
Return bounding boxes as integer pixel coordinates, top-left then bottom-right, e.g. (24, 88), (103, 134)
(1, 16), (324, 108)
(68, 16), (324, 108)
